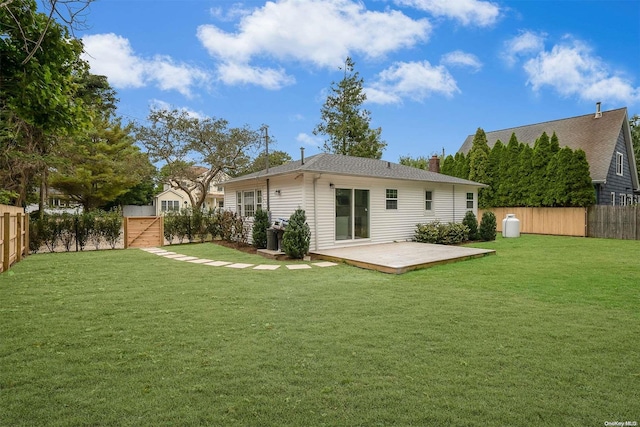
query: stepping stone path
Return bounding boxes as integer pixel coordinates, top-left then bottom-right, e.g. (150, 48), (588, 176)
(140, 247), (338, 271)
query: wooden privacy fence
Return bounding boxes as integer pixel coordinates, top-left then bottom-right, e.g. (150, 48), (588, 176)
(479, 207), (587, 237)
(0, 205), (29, 273)
(124, 216), (163, 248)
(587, 205), (640, 240)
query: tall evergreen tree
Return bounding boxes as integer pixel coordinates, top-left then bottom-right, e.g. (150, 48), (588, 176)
(50, 118), (152, 211)
(549, 131), (561, 154)
(440, 155), (456, 176)
(485, 140), (504, 207)
(566, 149), (596, 207)
(313, 57), (386, 159)
(453, 152), (470, 179)
(528, 132), (553, 206)
(468, 128), (491, 207)
(499, 134), (524, 207)
(516, 145), (534, 206)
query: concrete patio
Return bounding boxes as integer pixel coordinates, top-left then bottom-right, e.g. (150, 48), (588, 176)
(310, 242), (495, 274)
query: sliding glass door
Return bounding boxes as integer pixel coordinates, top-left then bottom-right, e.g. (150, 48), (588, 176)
(335, 188), (369, 240)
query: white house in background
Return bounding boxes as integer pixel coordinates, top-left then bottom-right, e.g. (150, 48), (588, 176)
(222, 153), (487, 251)
(153, 167), (227, 216)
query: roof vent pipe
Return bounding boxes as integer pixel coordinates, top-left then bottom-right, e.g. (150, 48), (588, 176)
(300, 147), (305, 165)
(387, 161), (391, 169)
(595, 102), (602, 118)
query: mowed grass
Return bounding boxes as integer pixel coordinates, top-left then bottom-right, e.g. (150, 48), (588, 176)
(1, 236), (638, 426)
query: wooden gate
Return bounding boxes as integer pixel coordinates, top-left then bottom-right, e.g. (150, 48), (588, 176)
(124, 217), (163, 248)
(1, 205), (28, 273)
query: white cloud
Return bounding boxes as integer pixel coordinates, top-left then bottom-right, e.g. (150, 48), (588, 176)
(216, 62), (295, 90)
(395, 0), (501, 27)
(366, 60), (459, 104)
(441, 50), (482, 72)
(82, 33), (210, 97)
(522, 39), (640, 104)
(502, 30), (546, 66)
(196, 0), (430, 89)
(296, 132), (322, 148)
(82, 33), (146, 88)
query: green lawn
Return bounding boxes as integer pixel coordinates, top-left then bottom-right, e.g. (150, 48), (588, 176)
(1, 236), (639, 426)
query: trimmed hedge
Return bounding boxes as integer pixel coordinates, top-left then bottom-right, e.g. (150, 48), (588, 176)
(29, 209), (123, 253)
(414, 221), (470, 245)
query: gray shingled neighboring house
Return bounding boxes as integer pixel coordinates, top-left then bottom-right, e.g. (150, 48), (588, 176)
(222, 153), (487, 251)
(458, 105), (639, 206)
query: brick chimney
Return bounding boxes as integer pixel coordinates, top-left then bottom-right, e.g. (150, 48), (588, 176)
(429, 155), (440, 173)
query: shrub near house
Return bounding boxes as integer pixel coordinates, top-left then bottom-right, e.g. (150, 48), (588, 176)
(414, 211), (495, 244)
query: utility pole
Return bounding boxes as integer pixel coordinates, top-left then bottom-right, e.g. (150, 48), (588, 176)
(262, 125), (270, 173)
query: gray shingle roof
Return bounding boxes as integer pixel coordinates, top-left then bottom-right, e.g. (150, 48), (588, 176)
(224, 153), (486, 187)
(458, 107), (629, 183)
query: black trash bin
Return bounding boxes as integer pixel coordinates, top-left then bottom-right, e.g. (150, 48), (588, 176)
(266, 229), (277, 250)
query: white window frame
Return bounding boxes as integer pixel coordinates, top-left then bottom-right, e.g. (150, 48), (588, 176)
(466, 192), (474, 210)
(620, 194), (626, 206)
(385, 189), (398, 210)
(161, 200), (180, 212)
(256, 190), (263, 213)
(243, 191), (255, 217)
(616, 152), (624, 176)
(236, 189), (262, 217)
(611, 192), (616, 206)
(425, 190), (434, 212)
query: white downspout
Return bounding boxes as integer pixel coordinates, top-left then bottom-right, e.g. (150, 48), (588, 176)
(313, 175), (320, 251)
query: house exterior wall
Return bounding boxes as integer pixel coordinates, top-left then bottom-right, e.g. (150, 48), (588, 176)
(225, 173), (480, 251)
(225, 175), (304, 244)
(305, 174), (479, 250)
(598, 127), (637, 205)
(154, 190), (187, 216)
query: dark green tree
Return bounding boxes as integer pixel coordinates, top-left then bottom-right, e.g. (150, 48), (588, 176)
(468, 128), (490, 182)
(440, 154), (455, 176)
(479, 211), (497, 241)
(516, 144), (534, 206)
(468, 128), (491, 207)
(462, 211), (479, 241)
(527, 132), (553, 206)
(566, 149), (596, 207)
(549, 131), (560, 154)
(498, 135), (524, 207)
(313, 57), (386, 159)
(0, 0), (89, 208)
(485, 139), (504, 207)
(50, 118), (152, 211)
(281, 208), (311, 259)
(453, 152), (470, 179)
(252, 209), (270, 249)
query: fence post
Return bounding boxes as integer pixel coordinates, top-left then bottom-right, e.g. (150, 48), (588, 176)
(123, 217), (129, 249)
(3, 212), (10, 272)
(16, 213), (22, 262)
(24, 214), (29, 258)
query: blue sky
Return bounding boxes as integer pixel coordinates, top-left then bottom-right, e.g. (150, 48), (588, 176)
(78, 0), (640, 163)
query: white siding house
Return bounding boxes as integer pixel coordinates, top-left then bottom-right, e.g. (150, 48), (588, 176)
(222, 154), (487, 251)
(153, 169), (227, 216)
